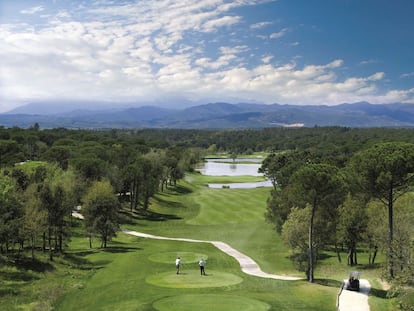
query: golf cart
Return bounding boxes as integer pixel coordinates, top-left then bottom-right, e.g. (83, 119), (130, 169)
(346, 271), (360, 291)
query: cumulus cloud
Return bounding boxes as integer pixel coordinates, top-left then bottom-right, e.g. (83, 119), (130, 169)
(1, 0), (413, 111)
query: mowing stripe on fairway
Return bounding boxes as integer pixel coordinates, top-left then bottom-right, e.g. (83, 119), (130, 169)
(153, 294), (271, 311)
(186, 188), (268, 225)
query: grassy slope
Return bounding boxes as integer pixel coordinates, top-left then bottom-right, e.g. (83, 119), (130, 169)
(57, 236), (336, 311)
(0, 171), (395, 310)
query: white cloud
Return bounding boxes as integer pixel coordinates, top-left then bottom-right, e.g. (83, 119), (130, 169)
(373, 88), (414, 104)
(401, 72), (414, 78)
(202, 15), (242, 32)
(1, 0), (413, 111)
(359, 59), (381, 66)
(250, 21), (273, 29)
(367, 72), (385, 81)
(270, 28), (288, 39)
(20, 6), (44, 15)
(262, 55), (273, 63)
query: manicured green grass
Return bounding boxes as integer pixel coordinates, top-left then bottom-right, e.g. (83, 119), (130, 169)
(153, 294), (271, 311)
(186, 173), (266, 185)
(204, 152), (268, 159)
(55, 235), (337, 311)
(186, 187), (269, 225)
(148, 251), (208, 264)
(0, 170), (396, 310)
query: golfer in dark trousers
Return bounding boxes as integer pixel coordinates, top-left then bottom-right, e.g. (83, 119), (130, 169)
(199, 258), (206, 275)
(176, 257), (181, 274)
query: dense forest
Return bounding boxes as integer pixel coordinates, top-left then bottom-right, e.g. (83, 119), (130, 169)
(1, 124), (414, 309)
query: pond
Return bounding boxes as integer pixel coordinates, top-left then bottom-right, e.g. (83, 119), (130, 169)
(208, 180), (273, 189)
(196, 158), (264, 176)
(195, 158), (272, 189)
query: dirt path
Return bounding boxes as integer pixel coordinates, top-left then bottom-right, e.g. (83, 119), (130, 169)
(338, 279), (371, 311)
(122, 229), (301, 280)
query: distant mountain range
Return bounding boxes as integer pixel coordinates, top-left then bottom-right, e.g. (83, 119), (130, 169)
(2, 101), (414, 129)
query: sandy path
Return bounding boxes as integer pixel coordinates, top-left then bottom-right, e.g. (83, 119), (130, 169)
(122, 229), (301, 281)
(338, 279), (371, 311)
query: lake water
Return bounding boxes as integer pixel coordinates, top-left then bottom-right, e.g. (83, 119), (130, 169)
(196, 158), (264, 176)
(196, 158), (272, 188)
(208, 180), (273, 189)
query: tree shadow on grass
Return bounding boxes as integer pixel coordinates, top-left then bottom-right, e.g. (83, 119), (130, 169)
(155, 196), (185, 209)
(356, 263), (382, 270)
(102, 246), (141, 254)
(314, 278), (343, 288)
(369, 287), (388, 299)
(0, 257), (53, 285)
(168, 184), (193, 195)
(135, 209), (182, 222)
(0, 287), (19, 297)
(14, 257), (54, 273)
(318, 253), (335, 260)
(119, 207), (182, 222)
(63, 252), (94, 268)
(118, 210), (140, 225)
(0, 269), (40, 282)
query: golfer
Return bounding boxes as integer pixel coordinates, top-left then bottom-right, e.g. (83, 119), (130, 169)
(199, 258), (206, 275)
(175, 257), (181, 274)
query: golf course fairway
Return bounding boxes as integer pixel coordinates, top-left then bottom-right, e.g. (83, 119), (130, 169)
(153, 294), (271, 311)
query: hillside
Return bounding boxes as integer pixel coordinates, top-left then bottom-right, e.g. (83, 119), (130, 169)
(2, 101), (414, 128)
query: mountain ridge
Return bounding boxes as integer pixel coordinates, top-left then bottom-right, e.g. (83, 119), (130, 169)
(1, 101), (414, 129)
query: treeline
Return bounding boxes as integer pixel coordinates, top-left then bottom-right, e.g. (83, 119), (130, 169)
(0, 125), (203, 260)
(260, 142), (414, 308)
(1, 125), (414, 275)
(3, 125), (414, 165)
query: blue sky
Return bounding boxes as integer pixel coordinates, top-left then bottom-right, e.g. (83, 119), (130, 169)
(1, 0), (414, 112)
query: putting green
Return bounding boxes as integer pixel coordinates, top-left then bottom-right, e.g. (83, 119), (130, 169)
(148, 251), (208, 264)
(146, 270), (243, 288)
(153, 294), (271, 311)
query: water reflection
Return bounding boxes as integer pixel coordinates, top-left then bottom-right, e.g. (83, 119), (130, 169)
(196, 159), (263, 176)
(208, 180), (273, 189)
(195, 158), (272, 189)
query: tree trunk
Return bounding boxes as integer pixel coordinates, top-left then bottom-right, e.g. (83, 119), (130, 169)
(49, 229), (53, 261)
(335, 244), (341, 263)
(372, 245), (378, 265)
(130, 181), (135, 212)
(354, 249), (358, 265)
(388, 187), (394, 278)
(134, 182), (140, 209)
(42, 232), (46, 252)
(347, 249), (353, 266)
(308, 203), (316, 283)
(31, 235), (35, 260)
(58, 228), (63, 252)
